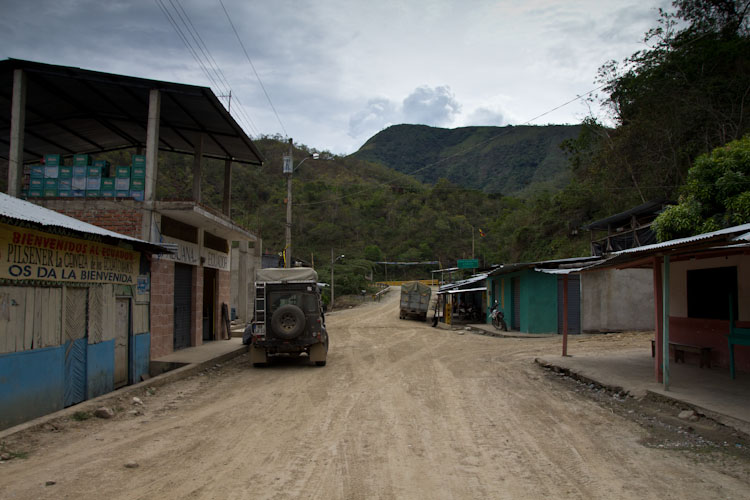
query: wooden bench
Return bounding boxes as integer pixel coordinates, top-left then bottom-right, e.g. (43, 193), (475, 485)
(728, 304), (750, 379)
(651, 339), (712, 368)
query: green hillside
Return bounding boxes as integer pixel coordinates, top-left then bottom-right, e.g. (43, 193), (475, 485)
(351, 124), (581, 195)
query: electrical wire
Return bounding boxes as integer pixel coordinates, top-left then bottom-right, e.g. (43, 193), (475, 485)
(218, 0), (288, 138)
(155, 0), (260, 137)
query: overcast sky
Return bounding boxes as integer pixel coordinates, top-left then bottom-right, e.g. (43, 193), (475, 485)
(2, 0), (668, 155)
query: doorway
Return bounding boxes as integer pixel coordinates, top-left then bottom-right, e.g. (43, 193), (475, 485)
(203, 267), (217, 341)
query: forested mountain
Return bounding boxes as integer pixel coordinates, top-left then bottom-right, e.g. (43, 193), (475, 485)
(351, 124), (581, 195)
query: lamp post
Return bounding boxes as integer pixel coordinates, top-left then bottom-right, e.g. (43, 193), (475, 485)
(330, 251), (345, 311)
(283, 138), (321, 268)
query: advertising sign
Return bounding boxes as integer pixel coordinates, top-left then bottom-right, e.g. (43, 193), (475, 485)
(160, 235), (230, 271)
(0, 223), (140, 284)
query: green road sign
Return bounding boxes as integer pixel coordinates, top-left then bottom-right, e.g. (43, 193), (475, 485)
(457, 259), (479, 269)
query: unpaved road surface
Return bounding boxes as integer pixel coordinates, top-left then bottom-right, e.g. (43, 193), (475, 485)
(1, 289), (749, 499)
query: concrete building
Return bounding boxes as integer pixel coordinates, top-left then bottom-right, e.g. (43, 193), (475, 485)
(1, 59), (263, 361)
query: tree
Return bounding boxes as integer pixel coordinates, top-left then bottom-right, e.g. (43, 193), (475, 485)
(653, 135), (750, 240)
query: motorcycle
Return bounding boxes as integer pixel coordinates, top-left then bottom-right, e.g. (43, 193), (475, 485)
(490, 303), (508, 331)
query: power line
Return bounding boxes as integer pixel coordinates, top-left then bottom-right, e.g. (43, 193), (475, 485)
(155, 0), (260, 137)
(218, 0), (288, 138)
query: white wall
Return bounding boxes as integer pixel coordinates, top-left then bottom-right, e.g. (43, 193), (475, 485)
(581, 268), (654, 332)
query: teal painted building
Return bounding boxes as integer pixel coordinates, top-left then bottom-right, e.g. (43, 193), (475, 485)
(487, 268), (558, 334)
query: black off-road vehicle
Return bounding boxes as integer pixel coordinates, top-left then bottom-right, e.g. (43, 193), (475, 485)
(243, 268), (328, 367)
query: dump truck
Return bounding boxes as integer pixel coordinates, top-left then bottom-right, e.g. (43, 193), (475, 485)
(399, 281), (432, 321)
(244, 267), (328, 367)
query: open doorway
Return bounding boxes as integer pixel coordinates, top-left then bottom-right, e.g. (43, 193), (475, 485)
(203, 267), (217, 341)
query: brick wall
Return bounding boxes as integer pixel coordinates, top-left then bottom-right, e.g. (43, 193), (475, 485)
(150, 258), (174, 359)
(191, 266), (204, 346)
(42, 201), (144, 239)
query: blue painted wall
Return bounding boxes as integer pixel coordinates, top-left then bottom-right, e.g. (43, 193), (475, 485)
(488, 269), (558, 334)
(134, 332), (150, 382)
(0, 346), (65, 430)
(87, 340), (114, 399)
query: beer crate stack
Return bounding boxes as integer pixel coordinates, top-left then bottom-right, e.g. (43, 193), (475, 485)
(22, 154), (146, 200)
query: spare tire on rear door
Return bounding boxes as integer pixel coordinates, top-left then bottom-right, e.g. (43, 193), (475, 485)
(271, 304), (306, 339)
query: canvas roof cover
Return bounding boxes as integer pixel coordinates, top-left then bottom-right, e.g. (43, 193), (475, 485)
(401, 281), (431, 294)
(256, 267), (318, 282)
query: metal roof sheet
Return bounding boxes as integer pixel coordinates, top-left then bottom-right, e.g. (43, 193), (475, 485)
(0, 59), (264, 165)
(0, 192), (168, 253)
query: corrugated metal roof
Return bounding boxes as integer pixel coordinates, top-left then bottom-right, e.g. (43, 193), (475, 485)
(611, 223), (750, 256)
(0, 192), (168, 252)
(0, 59), (264, 165)
(439, 273), (487, 292)
(581, 223), (750, 271)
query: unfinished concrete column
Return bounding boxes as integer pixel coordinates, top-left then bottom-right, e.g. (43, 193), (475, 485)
(8, 69), (26, 197)
(238, 240), (248, 323)
(144, 89), (161, 203)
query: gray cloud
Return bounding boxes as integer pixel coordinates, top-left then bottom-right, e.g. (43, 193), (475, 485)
(402, 85), (461, 127)
(348, 97), (399, 138)
(466, 107), (506, 127)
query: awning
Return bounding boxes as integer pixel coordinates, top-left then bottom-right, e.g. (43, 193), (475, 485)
(156, 201), (257, 242)
(438, 286), (487, 295)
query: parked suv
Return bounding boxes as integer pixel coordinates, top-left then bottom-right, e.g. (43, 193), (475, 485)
(244, 268), (328, 367)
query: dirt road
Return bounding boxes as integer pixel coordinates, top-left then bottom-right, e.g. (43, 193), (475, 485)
(1, 289), (748, 499)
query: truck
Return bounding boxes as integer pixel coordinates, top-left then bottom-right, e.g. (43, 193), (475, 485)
(244, 267), (328, 367)
(399, 281), (432, 321)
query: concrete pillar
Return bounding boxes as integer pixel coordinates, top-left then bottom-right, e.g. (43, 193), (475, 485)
(222, 158), (232, 216)
(192, 133), (204, 203)
(144, 89), (161, 203)
(237, 240), (248, 323)
(8, 69), (26, 197)
(653, 256), (663, 383)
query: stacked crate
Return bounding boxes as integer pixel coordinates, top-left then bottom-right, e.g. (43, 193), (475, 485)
(22, 153), (148, 201)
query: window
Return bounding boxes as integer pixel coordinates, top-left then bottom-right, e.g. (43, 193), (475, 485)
(687, 266), (737, 320)
(269, 292), (318, 314)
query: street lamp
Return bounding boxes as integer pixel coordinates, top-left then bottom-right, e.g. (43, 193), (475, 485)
(330, 252), (345, 311)
(283, 138), (325, 268)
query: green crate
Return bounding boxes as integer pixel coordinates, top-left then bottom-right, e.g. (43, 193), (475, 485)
(44, 154), (62, 166)
(28, 189), (43, 198)
(30, 165), (45, 178)
(43, 188), (58, 197)
(44, 178), (58, 189)
(86, 177), (101, 190)
(100, 177), (115, 190)
(129, 178), (145, 190)
(131, 155), (146, 168)
(130, 165), (146, 179)
(58, 178), (72, 190)
(73, 154), (91, 166)
(58, 189), (72, 197)
(29, 177), (44, 189)
(115, 177), (130, 191)
(87, 166), (103, 178)
(86, 189), (100, 198)
(100, 190), (115, 197)
(72, 166), (87, 177)
(115, 165), (131, 178)
(58, 166), (73, 178)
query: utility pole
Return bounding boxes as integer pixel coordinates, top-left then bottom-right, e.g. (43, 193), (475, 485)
(284, 138), (293, 268)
